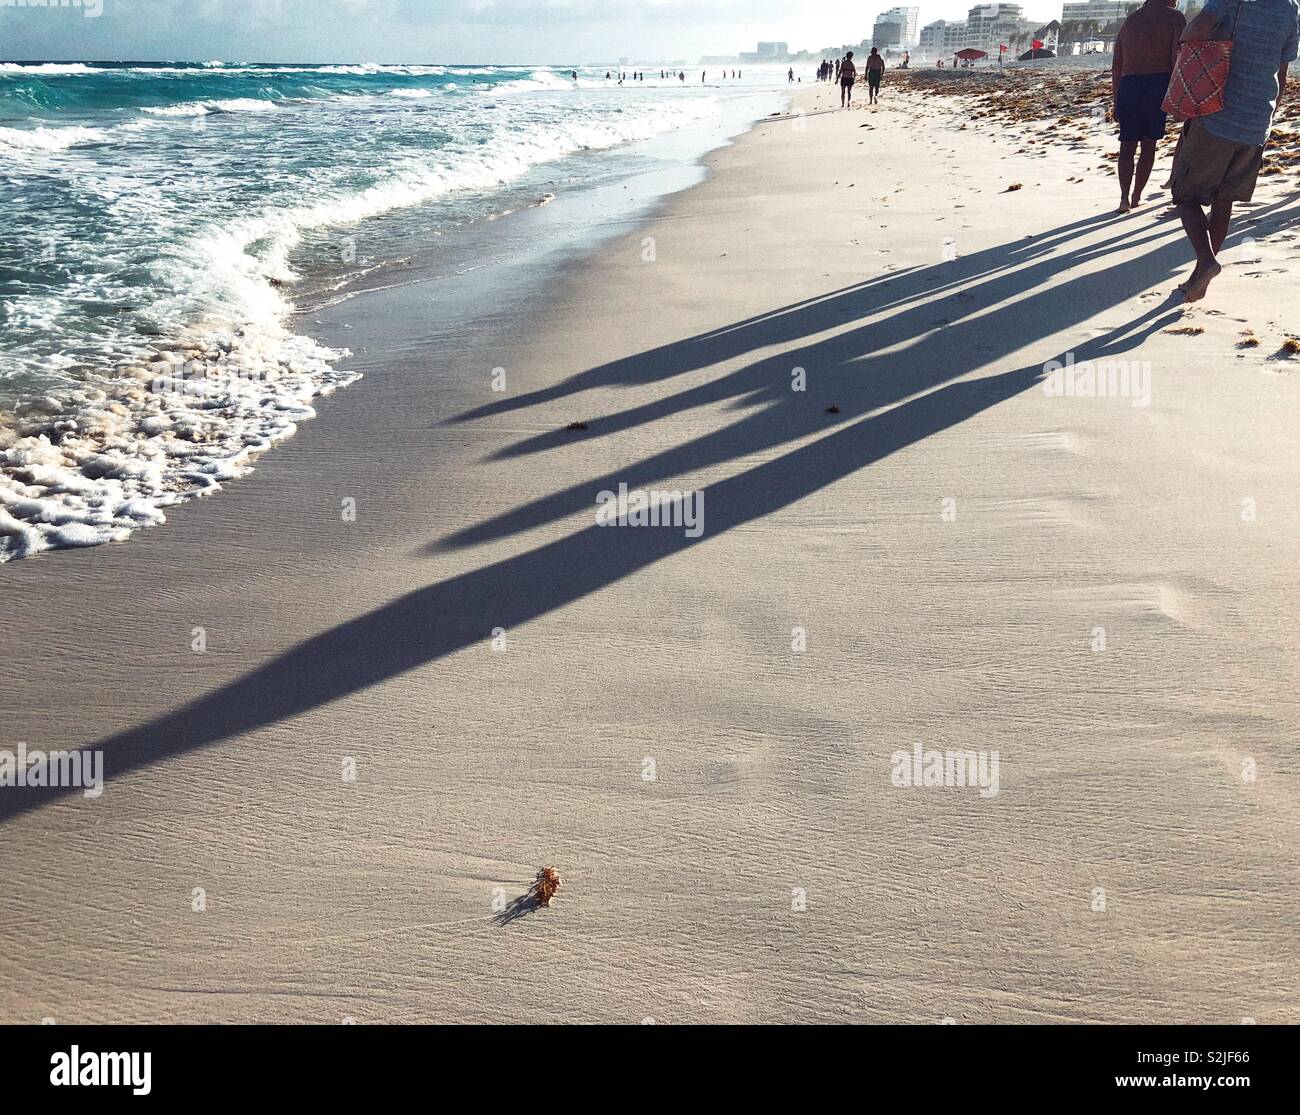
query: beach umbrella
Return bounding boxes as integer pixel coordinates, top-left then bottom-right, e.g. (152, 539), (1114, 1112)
(955, 48), (988, 60)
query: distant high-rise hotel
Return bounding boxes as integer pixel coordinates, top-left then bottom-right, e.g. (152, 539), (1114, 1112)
(1060, 0), (1141, 22)
(919, 19), (968, 55)
(874, 6), (922, 48)
(920, 4), (1061, 56)
(965, 3), (1026, 50)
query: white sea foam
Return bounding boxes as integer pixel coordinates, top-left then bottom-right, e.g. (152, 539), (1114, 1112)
(0, 124), (108, 154)
(0, 324), (358, 562)
(141, 97), (286, 117)
(0, 62), (96, 74)
(185, 96), (723, 298)
(486, 70), (588, 94)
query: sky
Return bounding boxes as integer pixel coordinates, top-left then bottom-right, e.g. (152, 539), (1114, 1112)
(1, 1), (1068, 64)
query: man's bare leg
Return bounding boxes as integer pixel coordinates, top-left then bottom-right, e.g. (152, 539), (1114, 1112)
(1208, 197), (1233, 255)
(1178, 200), (1224, 302)
(1117, 140), (1138, 212)
(1131, 138), (1157, 207)
(1161, 128), (1184, 190)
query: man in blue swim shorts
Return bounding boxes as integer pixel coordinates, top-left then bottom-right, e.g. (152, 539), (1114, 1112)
(1112, 0), (1187, 211)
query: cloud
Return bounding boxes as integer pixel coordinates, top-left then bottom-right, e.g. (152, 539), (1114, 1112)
(0, 0), (894, 63)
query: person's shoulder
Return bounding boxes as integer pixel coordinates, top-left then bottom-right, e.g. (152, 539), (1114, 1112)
(1270, 0), (1299, 29)
(1144, 1), (1181, 25)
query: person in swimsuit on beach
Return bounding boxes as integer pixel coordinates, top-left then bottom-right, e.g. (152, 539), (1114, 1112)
(866, 47), (885, 104)
(840, 51), (857, 108)
(1112, 0), (1186, 212)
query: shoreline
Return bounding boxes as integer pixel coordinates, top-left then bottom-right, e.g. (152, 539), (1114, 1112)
(293, 88), (786, 365)
(0, 69), (779, 563)
(3, 84), (1299, 1023)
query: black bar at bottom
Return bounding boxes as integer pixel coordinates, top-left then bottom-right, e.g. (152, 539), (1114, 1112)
(4, 1023), (1289, 1100)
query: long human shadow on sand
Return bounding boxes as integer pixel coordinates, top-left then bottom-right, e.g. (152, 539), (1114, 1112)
(432, 196), (1298, 553)
(454, 194), (1297, 441)
(2, 199), (1296, 825)
(450, 210), (1117, 426)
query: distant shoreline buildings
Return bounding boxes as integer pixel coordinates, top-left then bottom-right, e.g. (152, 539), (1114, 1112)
(710, 1), (1201, 65)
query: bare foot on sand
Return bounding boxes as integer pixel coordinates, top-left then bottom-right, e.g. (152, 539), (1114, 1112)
(1117, 198), (1132, 213)
(1182, 259), (1222, 303)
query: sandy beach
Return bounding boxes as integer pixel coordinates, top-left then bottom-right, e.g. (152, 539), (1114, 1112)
(3, 80), (1299, 1024)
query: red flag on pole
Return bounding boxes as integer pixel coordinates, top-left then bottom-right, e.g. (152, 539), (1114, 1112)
(1032, 38), (1044, 49)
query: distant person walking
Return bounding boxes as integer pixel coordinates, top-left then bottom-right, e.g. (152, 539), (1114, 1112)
(840, 51), (857, 107)
(866, 47), (885, 103)
(1112, 0), (1186, 212)
(789, 67), (795, 82)
(1172, 0), (1299, 300)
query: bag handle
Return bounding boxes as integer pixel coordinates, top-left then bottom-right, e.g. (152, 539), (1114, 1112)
(1213, 0), (1245, 41)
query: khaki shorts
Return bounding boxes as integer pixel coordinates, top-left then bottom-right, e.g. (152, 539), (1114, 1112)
(1170, 117), (1264, 206)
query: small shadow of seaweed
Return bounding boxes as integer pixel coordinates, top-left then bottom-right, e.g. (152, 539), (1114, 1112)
(494, 890), (543, 925)
(494, 867), (561, 925)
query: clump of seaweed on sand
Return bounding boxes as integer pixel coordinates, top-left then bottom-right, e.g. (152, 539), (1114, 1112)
(534, 866), (562, 907)
(494, 865), (563, 925)
(897, 67), (1300, 185)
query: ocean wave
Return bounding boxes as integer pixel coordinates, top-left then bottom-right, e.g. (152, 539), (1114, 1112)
(0, 124), (107, 154)
(486, 70), (587, 94)
(141, 97), (288, 116)
(0, 62), (97, 74)
(199, 97), (722, 286)
(0, 68), (750, 562)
